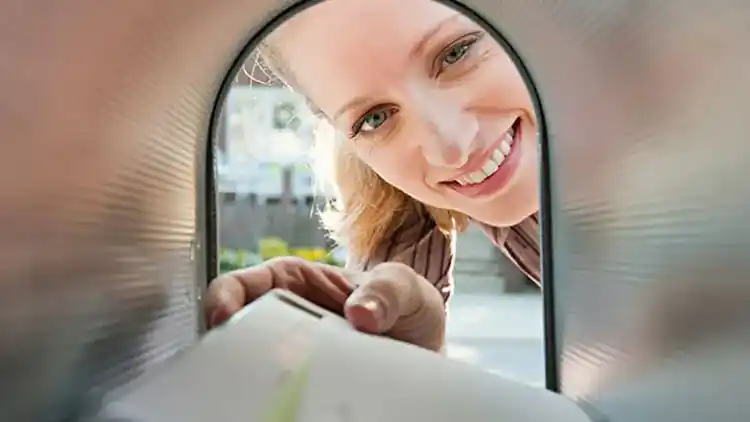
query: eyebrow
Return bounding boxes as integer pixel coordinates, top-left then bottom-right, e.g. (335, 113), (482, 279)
(332, 13), (462, 123)
(408, 12), (462, 60)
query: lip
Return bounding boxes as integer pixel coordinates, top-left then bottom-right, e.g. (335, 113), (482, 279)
(450, 117), (520, 178)
(444, 118), (523, 199)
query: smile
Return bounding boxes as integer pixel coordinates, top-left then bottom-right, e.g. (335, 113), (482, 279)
(455, 122), (516, 186)
(444, 117), (523, 198)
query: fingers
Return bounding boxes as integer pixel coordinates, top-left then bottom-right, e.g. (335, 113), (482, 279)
(344, 262), (446, 351)
(204, 277), (244, 328)
(279, 258), (354, 314)
(204, 265), (272, 328)
(206, 259), (445, 351)
(204, 258), (355, 329)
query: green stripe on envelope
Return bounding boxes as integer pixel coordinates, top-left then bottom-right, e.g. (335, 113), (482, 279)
(262, 360), (311, 422)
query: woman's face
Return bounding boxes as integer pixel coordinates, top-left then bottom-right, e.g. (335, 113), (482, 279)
(273, 0), (539, 226)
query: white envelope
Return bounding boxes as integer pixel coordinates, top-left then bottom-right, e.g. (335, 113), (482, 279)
(103, 289), (591, 422)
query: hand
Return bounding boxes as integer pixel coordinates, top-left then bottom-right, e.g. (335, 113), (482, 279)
(205, 256), (353, 326)
(204, 258), (446, 351)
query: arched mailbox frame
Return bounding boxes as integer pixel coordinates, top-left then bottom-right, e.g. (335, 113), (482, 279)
(206, 0), (559, 391)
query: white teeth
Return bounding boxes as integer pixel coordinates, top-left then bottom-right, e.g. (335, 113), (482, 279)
(469, 172), (485, 183)
(499, 140), (511, 155)
(482, 160), (498, 175)
(492, 149), (506, 163)
(453, 130), (517, 187)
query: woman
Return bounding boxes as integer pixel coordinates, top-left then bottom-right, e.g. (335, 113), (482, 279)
(204, 0), (540, 353)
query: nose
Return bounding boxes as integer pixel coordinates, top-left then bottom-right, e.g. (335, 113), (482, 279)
(412, 89), (479, 168)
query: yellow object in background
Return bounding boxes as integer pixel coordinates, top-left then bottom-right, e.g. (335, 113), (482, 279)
(289, 248), (327, 262)
(291, 248), (313, 261)
(256, 238), (341, 266)
(309, 248), (327, 262)
(259, 237), (290, 260)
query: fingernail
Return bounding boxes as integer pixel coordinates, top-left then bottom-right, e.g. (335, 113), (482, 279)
(361, 298), (379, 312)
(209, 308), (226, 327)
(345, 296), (386, 333)
(360, 298), (386, 328)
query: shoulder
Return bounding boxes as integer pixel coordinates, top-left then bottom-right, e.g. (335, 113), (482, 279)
(473, 213), (541, 285)
(347, 207), (454, 271)
(346, 208), (457, 302)
(473, 213), (539, 246)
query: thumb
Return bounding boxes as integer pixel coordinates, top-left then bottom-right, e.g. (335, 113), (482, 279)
(344, 262), (445, 351)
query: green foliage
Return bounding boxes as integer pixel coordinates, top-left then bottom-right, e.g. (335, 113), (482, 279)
(219, 248), (263, 273)
(259, 237), (291, 260)
(219, 237), (344, 274)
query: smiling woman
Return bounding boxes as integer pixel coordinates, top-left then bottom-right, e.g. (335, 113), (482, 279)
(205, 0), (540, 355)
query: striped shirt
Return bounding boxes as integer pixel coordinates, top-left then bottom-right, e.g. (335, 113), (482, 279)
(350, 209), (540, 303)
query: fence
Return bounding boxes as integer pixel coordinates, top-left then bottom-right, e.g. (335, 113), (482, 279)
(217, 194), (533, 293)
(218, 195), (330, 250)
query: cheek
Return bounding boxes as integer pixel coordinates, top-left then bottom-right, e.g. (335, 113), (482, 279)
(480, 52), (534, 109)
(354, 144), (428, 193)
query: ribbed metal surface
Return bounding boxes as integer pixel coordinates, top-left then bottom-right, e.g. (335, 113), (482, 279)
(1, 0), (749, 421)
(457, 0), (750, 420)
(0, 0), (290, 420)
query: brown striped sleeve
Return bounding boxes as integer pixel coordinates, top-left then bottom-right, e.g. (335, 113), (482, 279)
(475, 213), (541, 286)
(346, 213), (456, 304)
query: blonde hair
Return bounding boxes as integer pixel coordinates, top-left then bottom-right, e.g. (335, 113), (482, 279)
(252, 44), (468, 259)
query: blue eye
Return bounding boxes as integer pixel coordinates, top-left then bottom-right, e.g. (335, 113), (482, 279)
(362, 110), (388, 131)
(442, 42), (472, 66)
(353, 106), (397, 136)
(435, 33), (484, 75)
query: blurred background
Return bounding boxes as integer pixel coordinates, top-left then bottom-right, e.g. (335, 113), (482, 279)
(215, 58), (545, 386)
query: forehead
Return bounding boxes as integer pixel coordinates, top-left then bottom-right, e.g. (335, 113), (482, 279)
(270, 0), (461, 117)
